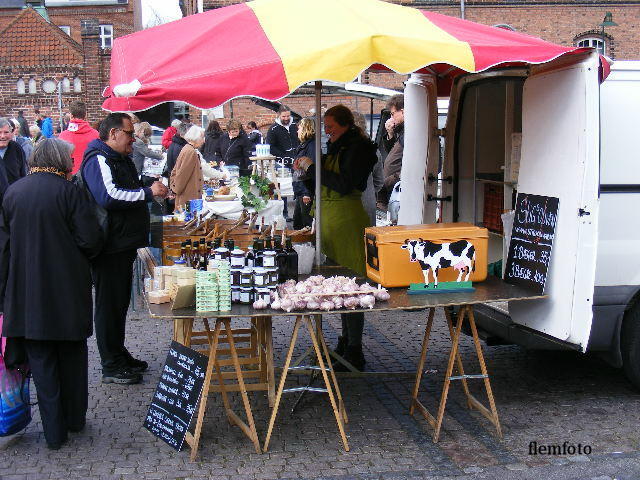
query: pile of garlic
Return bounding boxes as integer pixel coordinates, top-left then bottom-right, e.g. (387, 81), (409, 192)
(252, 275), (390, 311)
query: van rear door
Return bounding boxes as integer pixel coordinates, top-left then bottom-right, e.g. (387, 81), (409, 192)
(508, 53), (600, 350)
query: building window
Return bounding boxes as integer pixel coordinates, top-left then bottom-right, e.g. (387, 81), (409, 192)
(62, 76), (70, 92)
(17, 78), (25, 95)
(28, 77), (36, 94)
(99, 24), (113, 49)
(577, 36), (605, 56)
(59, 25), (71, 36)
(42, 79), (57, 94)
(73, 76), (82, 92)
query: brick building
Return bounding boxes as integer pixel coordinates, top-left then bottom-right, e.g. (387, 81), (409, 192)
(190, 0), (640, 131)
(0, 0), (135, 130)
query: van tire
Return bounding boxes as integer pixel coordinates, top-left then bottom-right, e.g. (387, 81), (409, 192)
(621, 301), (640, 390)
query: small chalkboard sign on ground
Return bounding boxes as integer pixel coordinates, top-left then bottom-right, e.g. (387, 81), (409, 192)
(504, 193), (559, 295)
(144, 341), (208, 451)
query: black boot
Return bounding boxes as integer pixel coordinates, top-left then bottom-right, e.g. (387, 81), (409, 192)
(334, 336), (347, 357)
(334, 345), (366, 372)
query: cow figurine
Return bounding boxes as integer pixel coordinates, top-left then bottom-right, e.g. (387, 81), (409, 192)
(401, 238), (476, 288)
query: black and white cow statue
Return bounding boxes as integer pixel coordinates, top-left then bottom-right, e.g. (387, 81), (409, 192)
(401, 238), (476, 288)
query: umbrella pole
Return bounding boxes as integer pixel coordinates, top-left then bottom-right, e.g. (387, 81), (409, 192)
(314, 81), (322, 266)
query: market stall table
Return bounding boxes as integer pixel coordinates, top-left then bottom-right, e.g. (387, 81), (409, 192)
(147, 271), (544, 459)
(201, 198), (283, 221)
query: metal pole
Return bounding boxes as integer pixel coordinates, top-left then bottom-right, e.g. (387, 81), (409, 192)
(460, 0), (465, 19)
(369, 98), (374, 138)
(57, 82), (63, 132)
(314, 81), (322, 266)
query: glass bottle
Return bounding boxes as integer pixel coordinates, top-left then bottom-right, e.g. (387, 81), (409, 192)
(285, 238), (298, 281)
(274, 237), (288, 283)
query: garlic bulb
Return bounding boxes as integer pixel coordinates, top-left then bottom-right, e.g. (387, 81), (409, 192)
(343, 297), (359, 310)
(270, 299), (281, 310)
(332, 296), (344, 309)
(373, 289), (390, 301)
(252, 299), (268, 309)
(359, 294), (376, 309)
(294, 299), (307, 310)
(306, 300), (320, 310)
(280, 298), (294, 312)
(320, 300), (335, 311)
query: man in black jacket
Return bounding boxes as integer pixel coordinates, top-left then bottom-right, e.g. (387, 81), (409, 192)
(82, 113), (168, 384)
(266, 106), (299, 219)
(0, 117), (27, 206)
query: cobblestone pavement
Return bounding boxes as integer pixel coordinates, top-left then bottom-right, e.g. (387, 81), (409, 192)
(2, 299), (640, 480)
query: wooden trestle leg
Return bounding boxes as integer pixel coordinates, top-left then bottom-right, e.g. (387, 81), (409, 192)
(184, 317), (262, 461)
(263, 314), (349, 453)
(410, 305), (502, 442)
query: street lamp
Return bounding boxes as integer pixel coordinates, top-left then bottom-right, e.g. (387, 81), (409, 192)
(598, 12), (618, 56)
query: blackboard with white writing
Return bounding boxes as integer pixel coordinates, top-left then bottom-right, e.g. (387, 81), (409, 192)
(144, 341), (208, 451)
(504, 193), (559, 295)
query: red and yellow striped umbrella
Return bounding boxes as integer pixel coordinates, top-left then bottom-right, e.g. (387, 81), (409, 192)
(102, 0), (598, 112)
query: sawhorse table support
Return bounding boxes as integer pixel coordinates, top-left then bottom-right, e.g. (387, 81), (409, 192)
(182, 317), (261, 460)
(410, 305), (503, 442)
(263, 314), (349, 453)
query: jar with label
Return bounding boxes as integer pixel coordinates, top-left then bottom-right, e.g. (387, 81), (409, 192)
(253, 267), (269, 287)
(255, 287), (271, 305)
(230, 248), (246, 268)
(239, 287), (253, 304)
(265, 267), (278, 285)
(214, 247), (230, 261)
(230, 268), (243, 286)
(240, 267), (254, 286)
(263, 251), (277, 268)
(231, 287), (241, 303)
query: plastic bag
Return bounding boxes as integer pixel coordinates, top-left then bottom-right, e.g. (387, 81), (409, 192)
(293, 242), (325, 274)
(0, 314), (31, 436)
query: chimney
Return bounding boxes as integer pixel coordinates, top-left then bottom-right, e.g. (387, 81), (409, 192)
(81, 19), (103, 121)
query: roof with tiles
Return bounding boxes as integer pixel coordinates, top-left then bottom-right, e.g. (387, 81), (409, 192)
(0, 6), (83, 67)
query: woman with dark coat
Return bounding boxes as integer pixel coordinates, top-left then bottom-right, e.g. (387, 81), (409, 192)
(201, 120), (224, 164)
(0, 138), (103, 449)
(219, 119), (253, 177)
(298, 105), (378, 371)
(292, 117), (315, 230)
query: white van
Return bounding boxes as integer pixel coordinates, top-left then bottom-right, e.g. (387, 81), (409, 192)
(399, 53), (640, 388)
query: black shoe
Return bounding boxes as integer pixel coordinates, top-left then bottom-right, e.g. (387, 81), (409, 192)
(102, 368), (142, 385)
(127, 357), (149, 373)
(67, 421), (86, 433)
(334, 345), (365, 372)
(47, 436), (67, 450)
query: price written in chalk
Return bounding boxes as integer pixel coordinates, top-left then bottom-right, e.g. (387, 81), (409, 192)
(505, 194), (559, 295)
(144, 341), (208, 451)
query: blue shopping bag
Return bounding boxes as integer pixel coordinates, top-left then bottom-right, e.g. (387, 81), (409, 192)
(0, 314), (31, 436)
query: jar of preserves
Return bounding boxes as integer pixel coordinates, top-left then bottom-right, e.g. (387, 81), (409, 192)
(230, 248), (246, 268)
(240, 267), (254, 286)
(253, 267), (269, 287)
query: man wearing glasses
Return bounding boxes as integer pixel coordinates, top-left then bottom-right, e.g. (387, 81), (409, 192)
(82, 113), (168, 384)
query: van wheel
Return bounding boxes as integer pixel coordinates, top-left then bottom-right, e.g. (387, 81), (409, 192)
(621, 301), (640, 390)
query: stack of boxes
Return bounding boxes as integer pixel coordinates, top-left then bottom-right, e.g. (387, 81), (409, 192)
(213, 260), (231, 311)
(196, 270), (219, 312)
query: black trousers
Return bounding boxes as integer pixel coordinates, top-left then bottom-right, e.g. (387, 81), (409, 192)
(92, 249), (137, 374)
(293, 196), (313, 230)
(341, 312), (365, 347)
(24, 339), (88, 446)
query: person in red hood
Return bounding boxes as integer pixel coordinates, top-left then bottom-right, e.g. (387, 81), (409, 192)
(59, 101), (99, 174)
(161, 119), (181, 150)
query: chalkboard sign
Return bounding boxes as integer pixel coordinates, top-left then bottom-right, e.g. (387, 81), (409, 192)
(144, 341), (208, 451)
(504, 193), (559, 295)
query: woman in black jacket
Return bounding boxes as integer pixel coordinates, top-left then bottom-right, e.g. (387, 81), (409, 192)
(292, 117), (315, 229)
(0, 138), (103, 449)
(219, 119), (253, 177)
(201, 120), (224, 164)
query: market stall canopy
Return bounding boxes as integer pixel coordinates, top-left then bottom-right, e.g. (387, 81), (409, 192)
(102, 0), (609, 112)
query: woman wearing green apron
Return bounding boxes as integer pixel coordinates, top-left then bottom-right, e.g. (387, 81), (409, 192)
(299, 105), (378, 370)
